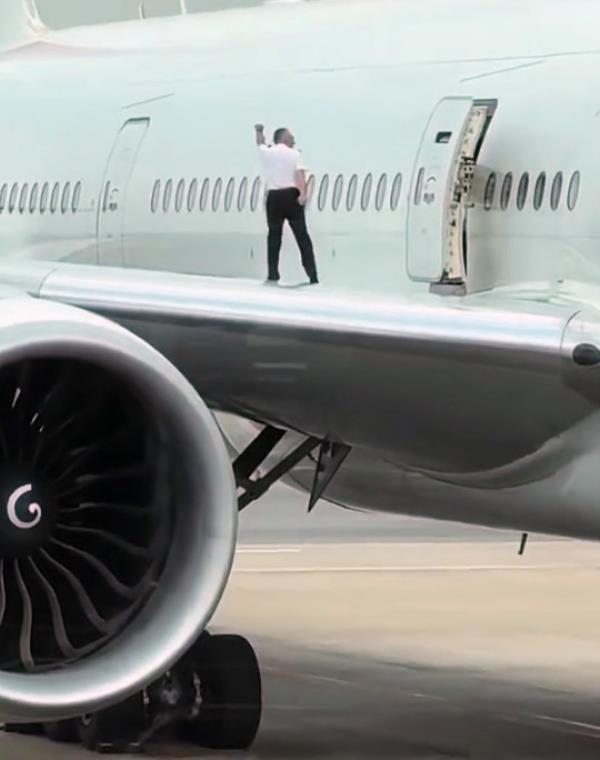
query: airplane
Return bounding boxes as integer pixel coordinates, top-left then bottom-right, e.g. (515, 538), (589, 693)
(0, 0), (599, 750)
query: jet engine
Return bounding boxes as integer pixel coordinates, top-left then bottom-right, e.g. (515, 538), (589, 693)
(0, 297), (237, 722)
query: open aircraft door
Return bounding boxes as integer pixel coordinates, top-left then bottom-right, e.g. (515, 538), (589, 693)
(406, 97), (496, 291)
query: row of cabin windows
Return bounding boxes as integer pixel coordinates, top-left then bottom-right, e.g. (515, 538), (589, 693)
(482, 170), (581, 212)
(0, 181), (82, 215)
(150, 173), (405, 214)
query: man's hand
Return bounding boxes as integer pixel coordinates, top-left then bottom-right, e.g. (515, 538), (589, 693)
(254, 123), (266, 146)
(298, 194), (307, 206)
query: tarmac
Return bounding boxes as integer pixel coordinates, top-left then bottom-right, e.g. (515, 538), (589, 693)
(3, 486), (600, 759)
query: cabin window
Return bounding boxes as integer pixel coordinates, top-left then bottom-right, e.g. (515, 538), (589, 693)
(250, 177), (261, 212)
(175, 179), (185, 212)
(151, 180), (161, 213)
(483, 173), (496, 210)
(163, 179), (173, 212)
(19, 183), (29, 214)
(550, 172), (563, 211)
(375, 173), (388, 211)
(224, 177), (235, 212)
(187, 179), (198, 212)
(212, 178), (223, 212)
(345, 174), (358, 211)
(567, 171), (580, 211)
(516, 172), (529, 211)
(332, 174), (344, 211)
(390, 173), (403, 211)
(40, 183), (49, 214)
(199, 178), (210, 212)
(317, 175), (329, 211)
(29, 183), (39, 214)
(533, 172), (546, 211)
(305, 174), (316, 207)
(0, 184), (6, 213)
(50, 183), (61, 214)
(500, 172), (512, 210)
(413, 168), (425, 206)
(361, 173), (373, 211)
(8, 183), (18, 214)
(61, 182), (71, 214)
(237, 177), (248, 211)
(72, 181), (82, 213)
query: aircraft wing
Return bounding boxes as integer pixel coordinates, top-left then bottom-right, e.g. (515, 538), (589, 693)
(0, 259), (594, 475)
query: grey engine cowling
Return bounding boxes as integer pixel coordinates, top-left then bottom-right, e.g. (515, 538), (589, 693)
(0, 297), (237, 721)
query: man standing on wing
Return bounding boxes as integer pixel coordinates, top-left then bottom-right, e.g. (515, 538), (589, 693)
(254, 124), (319, 285)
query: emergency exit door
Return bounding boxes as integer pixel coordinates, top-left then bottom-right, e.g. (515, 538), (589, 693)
(97, 118), (150, 266)
(406, 97), (496, 286)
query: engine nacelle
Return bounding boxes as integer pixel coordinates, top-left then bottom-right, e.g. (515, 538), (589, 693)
(0, 297), (237, 721)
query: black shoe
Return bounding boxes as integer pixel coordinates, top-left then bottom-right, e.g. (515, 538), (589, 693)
(309, 277), (319, 285)
(264, 277), (280, 285)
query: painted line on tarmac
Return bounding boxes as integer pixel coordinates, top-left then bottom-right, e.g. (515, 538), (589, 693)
(233, 563), (584, 573)
(263, 666), (352, 687)
(236, 547), (302, 554)
(528, 714), (600, 736)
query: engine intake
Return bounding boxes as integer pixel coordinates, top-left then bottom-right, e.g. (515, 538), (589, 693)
(0, 298), (237, 721)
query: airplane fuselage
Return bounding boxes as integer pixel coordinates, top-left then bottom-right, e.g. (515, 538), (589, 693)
(3, 0), (600, 539)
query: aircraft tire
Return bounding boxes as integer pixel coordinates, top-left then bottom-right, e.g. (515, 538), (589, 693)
(179, 633), (262, 750)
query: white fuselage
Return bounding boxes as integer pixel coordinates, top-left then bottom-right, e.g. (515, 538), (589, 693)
(0, 0), (599, 294)
(3, 0), (600, 539)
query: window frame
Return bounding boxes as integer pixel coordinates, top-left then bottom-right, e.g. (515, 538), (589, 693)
(375, 173), (388, 211)
(361, 173), (373, 211)
(390, 172), (403, 211)
(162, 179), (173, 213)
(212, 177), (223, 212)
(61, 182), (71, 215)
(71, 181), (82, 213)
(150, 180), (161, 213)
(550, 171), (563, 211)
(317, 174), (330, 211)
(224, 177), (235, 212)
(237, 177), (248, 212)
(516, 172), (529, 211)
(533, 172), (546, 211)
(19, 183), (29, 215)
(500, 172), (513, 210)
(175, 178), (186, 213)
(331, 173), (344, 211)
(250, 177), (261, 212)
(567, 170), (581, 211)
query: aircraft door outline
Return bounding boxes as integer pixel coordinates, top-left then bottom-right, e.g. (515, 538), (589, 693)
(97, 118), (150, 266)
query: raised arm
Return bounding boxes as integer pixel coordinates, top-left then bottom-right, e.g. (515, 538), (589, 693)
(254, 123), (266, 147)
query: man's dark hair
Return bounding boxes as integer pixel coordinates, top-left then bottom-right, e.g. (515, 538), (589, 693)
(273, 127), (288, 144)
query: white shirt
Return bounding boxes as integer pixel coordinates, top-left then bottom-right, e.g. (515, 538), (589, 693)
(258, 143), (305, 190)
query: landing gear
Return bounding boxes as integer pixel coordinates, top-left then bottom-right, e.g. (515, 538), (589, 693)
(43, 719), (79, 743)
(3, 632), (262, 754)
(180, 633), (262, 750)
(77, 691), (147, 753)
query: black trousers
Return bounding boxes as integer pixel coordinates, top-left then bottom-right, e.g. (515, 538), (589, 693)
(266, 188), (318, 281)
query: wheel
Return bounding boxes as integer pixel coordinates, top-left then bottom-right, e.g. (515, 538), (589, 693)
(180, 633), (262, 750)
(44, 719), (79, 743)
(78, 691), (146, 752)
